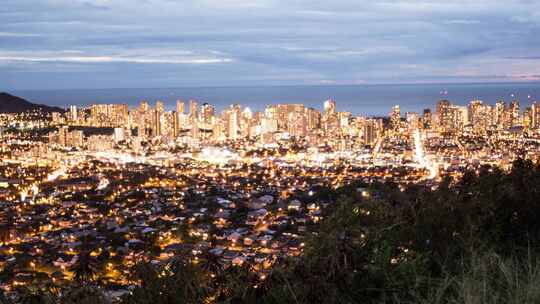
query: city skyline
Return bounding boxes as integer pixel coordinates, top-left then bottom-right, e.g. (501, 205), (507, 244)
(8, 82), (540, 117)
(2, 87), (540, 300)
(3, 1), (540, 302)
(2, 0), (540, 90)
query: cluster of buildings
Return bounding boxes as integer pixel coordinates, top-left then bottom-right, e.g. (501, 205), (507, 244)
(1, 96), (540, 298)
(430, 99), (540, 135)
(49, 99), (384, 149)
(41, 98), (540, 153)
(0, 144), (404, 298)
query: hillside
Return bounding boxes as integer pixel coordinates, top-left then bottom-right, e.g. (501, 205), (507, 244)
(0, 92), (64, 114)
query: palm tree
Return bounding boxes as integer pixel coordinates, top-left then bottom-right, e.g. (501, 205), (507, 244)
(199, 251), (223, 275)
(218, 261), (258, 302)
(122, 257), (208, 304)
(70, 250), (97, 284)
(167, 257), (209, 302)
(122, 263), (162, 304)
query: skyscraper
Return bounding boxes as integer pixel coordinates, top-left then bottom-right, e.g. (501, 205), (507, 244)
(176, 100), (185, 114)
(423, 109), (432, 129)
(363, 119), (380, 146)
(189, 99), (198, 118)
(468, 100), (491, 133)
(306, 108), (321, 131)
(156, 100), (164, 113)
(69, 105), (78, 122)
(323, 99), (336, 115)
(288, 111), (307, 138)
(154, 101), (165, 136)
(436, 100), (453, 133)
(510, 100), (520, 127)
(406, 112), (420, 132)
(139, 100), (149, 113)
(531, 102), (539, 129)
(224, 105), (241, 140)
(494, 100), (506, 129)
(390, 105), (401, 131)
(201, 103), (215, 124)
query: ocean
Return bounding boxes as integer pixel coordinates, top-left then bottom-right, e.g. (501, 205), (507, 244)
(12, 82), (540, 116)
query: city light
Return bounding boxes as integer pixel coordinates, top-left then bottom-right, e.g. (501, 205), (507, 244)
(1, 94), (539, 300)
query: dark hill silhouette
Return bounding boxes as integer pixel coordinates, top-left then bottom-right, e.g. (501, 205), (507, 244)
(0, 92), (64, 114)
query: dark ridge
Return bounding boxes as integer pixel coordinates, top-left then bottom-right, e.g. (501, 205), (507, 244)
(0, 92), (64, 114)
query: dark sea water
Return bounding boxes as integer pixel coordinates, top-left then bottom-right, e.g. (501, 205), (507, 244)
(12, 82), (540, 116)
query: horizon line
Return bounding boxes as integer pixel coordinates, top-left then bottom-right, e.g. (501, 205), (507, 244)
(7, 80), (540, 93)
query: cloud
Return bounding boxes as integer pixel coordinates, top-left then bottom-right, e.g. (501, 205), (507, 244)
(443, 20), (481, 25)
(505, 56), (540, 60)
(2, 0), (540, 89)
(0, 32), (41, 37)
(0, 54), (233, 64)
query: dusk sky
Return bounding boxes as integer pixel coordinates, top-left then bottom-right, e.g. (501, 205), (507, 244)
(1, 0), (540, 90)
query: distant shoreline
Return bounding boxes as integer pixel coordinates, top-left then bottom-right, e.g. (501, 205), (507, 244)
(7, 80), (540, 93)
(9, 82), (540, 117)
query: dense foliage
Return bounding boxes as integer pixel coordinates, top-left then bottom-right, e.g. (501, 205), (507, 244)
(5, 158), (540, 303)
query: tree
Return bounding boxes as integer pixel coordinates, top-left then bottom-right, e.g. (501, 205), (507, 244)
(59, 286), (110, 304)
(70, 250), (98, 284)
(122, 257), (208, 304)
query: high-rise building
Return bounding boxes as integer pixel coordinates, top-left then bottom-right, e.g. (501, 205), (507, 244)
(423, 109), (432, 129)
(306, 108), (321, 131)
(58, 126), (69, 146)
(138, 101), (151, 137)
(152, 101), (165, 137)
(114, 128), (126, 143)
(261, 116), (278, 134)
(339, 112), (352, 128)
(176, 100), (185, 114)
(510, 100), (520, 127)
(212, 118), (225, 141)
(523, 107), (532, 129)
(468, 100), (491, 133)
(436, 100), (453, 133)
(88, 104), (128, 127)
(161, 111), (175, 138)
(266, 104), (304, 131)
(390, 105), (401, 131)
(114, 104), (129, 126)
(363, 119), (381, 146)
(69, 105), (78, 122)
(223, 104), (241, 140)
(531, 102), (540, 129)
(52, 112), (64, 125)
(139, 100), (150, 113)
(190, 116), (200, 141)
(240, 107), (253, 138)
(156, 101), (164, 113)
(189, 99), (198, 118)
(172, 111), (180, 137)
(87, 135), (113, 151)
(288, 111), (307, 138)
(494, 100), (506, 129)
(453, 106), (468, 130)
(406, 112), (420, 132)
(323, 99), (336, 115)
(201, 103), (215, 124)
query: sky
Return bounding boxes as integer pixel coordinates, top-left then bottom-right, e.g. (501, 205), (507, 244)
(1, 0), (540, 90)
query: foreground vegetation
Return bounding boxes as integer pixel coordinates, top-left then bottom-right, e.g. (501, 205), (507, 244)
(4, 159), (540, 303)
